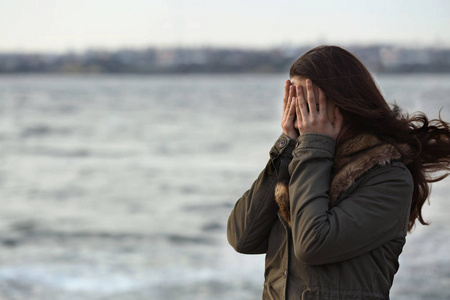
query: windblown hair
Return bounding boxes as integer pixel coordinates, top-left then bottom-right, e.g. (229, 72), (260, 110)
(290, 45), (450, 232)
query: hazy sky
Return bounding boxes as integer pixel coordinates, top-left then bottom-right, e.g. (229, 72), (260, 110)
(1, 0), (449, 53)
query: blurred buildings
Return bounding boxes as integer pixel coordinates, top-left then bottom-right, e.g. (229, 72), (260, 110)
(1, 44), (449, 74)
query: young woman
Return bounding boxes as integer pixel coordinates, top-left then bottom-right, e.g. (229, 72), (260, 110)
(227, 45), (450, 300)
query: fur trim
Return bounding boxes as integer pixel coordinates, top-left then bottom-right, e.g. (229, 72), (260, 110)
(275, 134), (407, 226)
(275, 182), (291, 227)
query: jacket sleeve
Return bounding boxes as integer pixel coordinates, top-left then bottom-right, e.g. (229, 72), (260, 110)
(288, 133), (414, 265)
(227, 133), (296, 254)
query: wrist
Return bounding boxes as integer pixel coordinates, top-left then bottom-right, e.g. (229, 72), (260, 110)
(283, 129), (300, 140)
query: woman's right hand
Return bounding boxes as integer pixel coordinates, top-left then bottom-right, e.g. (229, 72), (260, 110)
(281, 80), (299, 140)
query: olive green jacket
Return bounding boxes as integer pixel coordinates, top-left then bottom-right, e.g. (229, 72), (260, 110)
(227, 133), (413, 300)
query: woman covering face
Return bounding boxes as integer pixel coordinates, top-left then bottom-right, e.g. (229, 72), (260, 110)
(227, 45), (450, 300)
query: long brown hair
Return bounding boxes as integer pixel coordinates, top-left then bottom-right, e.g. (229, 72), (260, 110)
(290, 45), (450, 232)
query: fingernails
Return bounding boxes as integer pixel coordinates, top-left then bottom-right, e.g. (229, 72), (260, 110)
(306, 79), (312, 85)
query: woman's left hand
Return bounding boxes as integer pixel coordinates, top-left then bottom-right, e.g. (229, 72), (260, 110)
(295, 79), (343, 140)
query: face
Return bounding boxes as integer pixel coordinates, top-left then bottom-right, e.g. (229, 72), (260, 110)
(290, 76), (337, 128)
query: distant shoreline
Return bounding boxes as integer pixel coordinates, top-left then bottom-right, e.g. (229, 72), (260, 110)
(1, 70), (450, 75)
(1, 44), (450, 74)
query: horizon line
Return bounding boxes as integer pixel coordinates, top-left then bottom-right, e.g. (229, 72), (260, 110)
(1, 41), (450, 55)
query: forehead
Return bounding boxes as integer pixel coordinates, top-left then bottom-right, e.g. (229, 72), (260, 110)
(290, 76), (308, 87)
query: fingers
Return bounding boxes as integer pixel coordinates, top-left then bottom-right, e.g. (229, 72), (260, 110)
(287, 96), (296, 120)
(281, 80), (300, 139)
(283, 80), (291, 112)
(318, 88), (327, 121)
(296, 85), (308, 121)
(288, 85), (297, 114)
(284, 94), (292, 118)
(295, 96), (302, 127)
(305, 79), (318, 118)
(291, 79), (344, 139)
(284, 85), (295, 117)
(287, 85), (297, 119)
(290, 85), (296, 99)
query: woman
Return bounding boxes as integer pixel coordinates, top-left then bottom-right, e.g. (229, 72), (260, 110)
(227, 45), (450, 300)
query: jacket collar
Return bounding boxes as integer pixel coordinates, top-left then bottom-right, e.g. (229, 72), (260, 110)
(275, 134), (406, 227)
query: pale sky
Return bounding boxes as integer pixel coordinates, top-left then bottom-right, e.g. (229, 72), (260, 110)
(1, 0), (449, 53)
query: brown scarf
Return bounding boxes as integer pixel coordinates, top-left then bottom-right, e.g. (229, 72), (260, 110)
(275, 134), (408, 227)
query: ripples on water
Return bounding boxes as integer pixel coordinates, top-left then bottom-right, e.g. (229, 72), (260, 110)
(0, 74), (448, 299)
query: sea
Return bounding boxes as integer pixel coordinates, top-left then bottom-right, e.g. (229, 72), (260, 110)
(0, 73), (448, 300)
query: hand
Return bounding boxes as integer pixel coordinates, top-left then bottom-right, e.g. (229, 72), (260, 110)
(294, 79), (343, 140)
(281, 80), (299, 140)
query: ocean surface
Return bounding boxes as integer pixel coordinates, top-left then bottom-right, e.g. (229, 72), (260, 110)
(0, 73), (449, 300)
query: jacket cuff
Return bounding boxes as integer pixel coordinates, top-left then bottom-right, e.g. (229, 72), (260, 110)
(294, 133), (336, 156)
(270, 133), (297, 158)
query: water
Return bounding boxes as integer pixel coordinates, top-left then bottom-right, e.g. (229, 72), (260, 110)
(0, 73), (449, 300)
